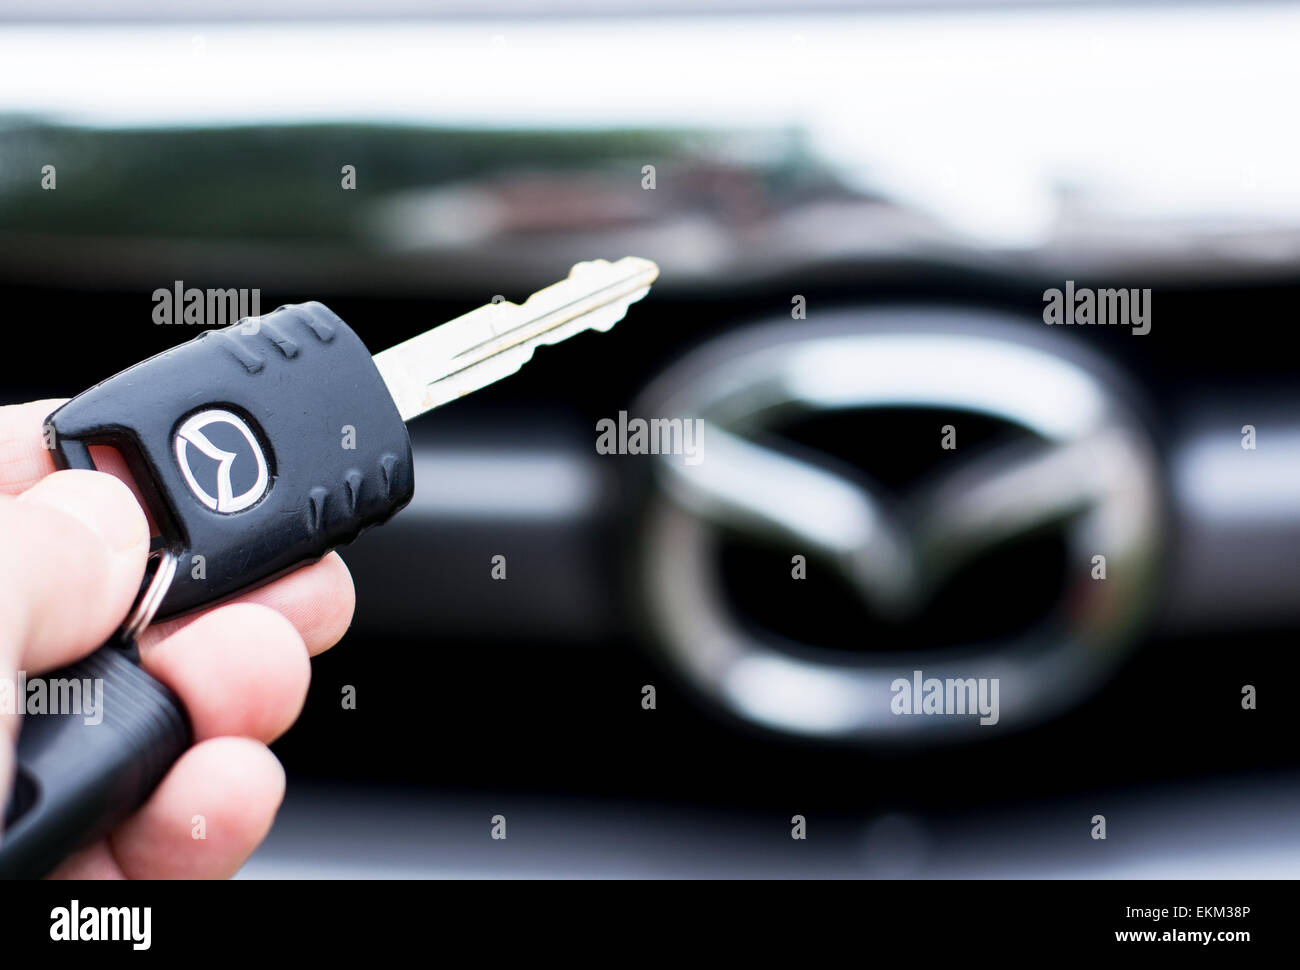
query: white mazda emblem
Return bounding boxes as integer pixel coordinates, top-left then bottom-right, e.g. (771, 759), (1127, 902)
(174, 409), (270, 513)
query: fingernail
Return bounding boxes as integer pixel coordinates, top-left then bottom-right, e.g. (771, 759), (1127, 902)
(20, 470), (149, 555)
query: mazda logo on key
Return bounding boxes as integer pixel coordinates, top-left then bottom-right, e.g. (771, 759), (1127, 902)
(174, 409), (270, 513)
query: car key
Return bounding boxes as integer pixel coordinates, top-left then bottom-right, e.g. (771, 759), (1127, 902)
(0, 256), (659, 879)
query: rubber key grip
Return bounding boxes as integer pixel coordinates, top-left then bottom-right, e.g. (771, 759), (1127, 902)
(44, 302), (415, 620)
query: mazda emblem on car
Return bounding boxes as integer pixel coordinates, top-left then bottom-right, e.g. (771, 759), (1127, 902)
(635, 309), (1164, 742)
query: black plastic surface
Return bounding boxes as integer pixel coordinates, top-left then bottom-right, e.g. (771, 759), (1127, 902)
(0, 642), (190, 879)
(45, 303), (415, 620)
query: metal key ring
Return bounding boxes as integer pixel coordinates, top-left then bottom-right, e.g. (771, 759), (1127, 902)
(119, 547), (179, 643)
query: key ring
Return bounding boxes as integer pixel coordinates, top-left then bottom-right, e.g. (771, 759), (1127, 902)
(119, 547), (179, 644)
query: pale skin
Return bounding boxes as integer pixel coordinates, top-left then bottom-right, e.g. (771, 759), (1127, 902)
(0, 399), (356, 878)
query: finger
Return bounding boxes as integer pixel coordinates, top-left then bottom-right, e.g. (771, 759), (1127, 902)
(0, 470), (149, 675)
(139, 551), (355, 658)
(1, 400), (356, 656)
(105, 737), (285, 880)
(140, 603), (310, 745)
(0, 470), (149, 814)
(45, 840), (124, 880)
(0, 398), (64, 494)
(0, 398), (159, 532)
(0, 400), (140, 498)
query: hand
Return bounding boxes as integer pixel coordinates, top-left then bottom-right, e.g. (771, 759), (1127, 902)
(0, 399), (355, 878)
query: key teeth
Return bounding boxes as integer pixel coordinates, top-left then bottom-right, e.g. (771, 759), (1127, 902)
(567, 256), (659, 286)
(591, 285), (652, 332)
(509, 275), (651, 345)
(378, 256), (659, 421)
(567, 258), (612, 279)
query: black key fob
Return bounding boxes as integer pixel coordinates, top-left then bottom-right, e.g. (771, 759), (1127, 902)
(45, 302), (415, 621)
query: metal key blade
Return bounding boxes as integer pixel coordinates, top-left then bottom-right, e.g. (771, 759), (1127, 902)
(374, 256), (659, 421)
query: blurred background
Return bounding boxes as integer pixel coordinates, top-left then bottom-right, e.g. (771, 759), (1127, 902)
(1, 0), (1298, 877)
